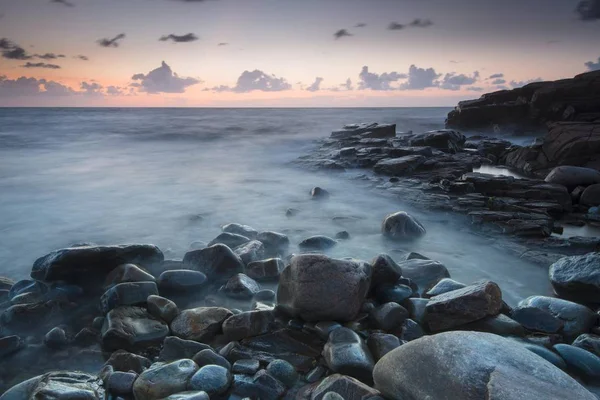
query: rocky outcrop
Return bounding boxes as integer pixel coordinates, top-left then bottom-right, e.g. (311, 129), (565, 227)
(331, 123), (396, 139)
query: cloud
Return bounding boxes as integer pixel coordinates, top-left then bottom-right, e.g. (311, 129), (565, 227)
(36, 53), (65, 60)
(218, 42), (229, 46)
(358, 66), (407, 90)
(106, 86), (126, 96)
(585, 57), (600, 71)
(491, 78), (506, 85)
(97, 33), (126, 48)
(75, 55), (89, 61)
(51, 0), (74, 7)
(0, 75), (76, 97)
(576, 0), (600, 21)
(159, 33), (199, 43)
(409, 19), (433, 28)
(306, 77), (324, 92)
(509, 78), (543, 88)
(400, 65), (441, 90)
(466, 87), (484, 92)
(488, 73), (504, 79)
(449, 60), (461, 64)
(341, 78), (353, 91)
(209, 69), (292, 93)
(334, 29), (353, 39)
(81, 81), (103, 95)
(0, 38), (32, 60)
(355, 23), (367, 28)
(496, 85), (509, 90)
(439, 71), (479, 90)
(388, 22), (405, 30)
(21, 62), (61, 69)
(131, 61), (200, 93)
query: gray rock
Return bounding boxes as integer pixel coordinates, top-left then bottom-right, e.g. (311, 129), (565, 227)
(331, 122), (396, 139)
(104, 263), (155, 289)
(549, 253), (600, 303)
(245, 258), (285, 281)
(160, 336), (211, 362)
(314, 321), (343, 340)
(183, 244), (245, 282)
(409, 129), (466, 152)
(232, 359), (260, 374)
(234, 240), (266, 265)
(222, 310), (276, 341)
(133, 359), (199, 400)
(0, 371), (105, 400)
(553, 344), (600, 380)
(373, 331), (596, 400)
(100, 282), (158, 313)
(104, 350), (152, 374)
(310, 374), (381, 400)
(573, 334), (600, 357)
(220, 273), (260, 299)
(208, 232), (251, 249)
(0, 335), (24, 358)
(222, 223), (258, 239)
(398, 259), (450, 296)
(545, 166), (600, 188)
(305, 366), (326, 384)
(400, 319), (424, 342)
(277, 254), (371, 322)
(102, 306), (169, 352)
(381, 211), (426, 240)
(299, 235), (338, 251)
(266, 359), (298, 388)
(44, 326), (68, 349)
(256, 231), (290, 257)
(456, 314), (525, 337)
(523, 344), (567, 369)
(335, 231), (350, 240)
(188, 365), (232, 395)
(370, 254), (403, 292)
(230, 370), (286, 400)
(147, 295), (179, 323)
(108, 371), (137, 395)
(311, 186), (330, 199)
(193, 349), (231, 370)
(581, 183), (600, 206)
(370, 302), (408, 331)
(162, 391), (209, 400)
(403, 298), (429, 326)
(511, 306), (564, 333)
(254, 289), (276, 301)
(374, 155), (426, 176)
(367, 333), (402, 361)
(425, 278), (466, 297)
(323, 327), (375, 384)
(171, 307), (233, 342)
(157, 270), (207, 292)
(375, 284), (413, 304)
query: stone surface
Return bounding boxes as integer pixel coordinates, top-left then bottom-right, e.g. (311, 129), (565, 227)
(44, 326), (68, 349)
(192, 349), (231, 370)
(381, 211), (426, 240)
(398, 259), (450, 296)
(147, 294), (179, 323)
(157, 270), (207, 292)
(183, 244), (245, 282)
(331, 123), (396, 139)
(545, 166), (600, 188)
(104, 350), (152, 374)
(456, 314), (525, 337)
(108, 371), (137, 395)
(369, 254), (403, 292)
(370, 302), (408, 331)
(102, 306), (169, 352)
(245, 258), (285, 281)
(367, 333), (402, 361)
(523, 343), (567, 370)
(161, 391), (209, 400)
(323, 327), (375, 384)
(256, 231), (290, 257)
(549, 253), (600, 303)
(188, 365), (232, 395)
(311, 186), (330, 199)
(133, 359), (199, 400)
(230, 370), (286, 400)
(220, 273), (260, 299)
(234, 240), (266, 265)
(104, 263), (155, 289)
(310, 374), (381, 400)
(277, 254), (371, 322)
(573, 334), (600, 357)
(373, 331), (596, 400)
(425, 278), (466, 297)
(409, 129), (466, 152)
(0, 335), (24, 358)
(159, 336), (211, 362)
(265, 359), (298, 388)
(511, 306), (564, 334)
(208, 232), (251, 249)
(0, 371), (105, 400)
(400, 319), (424, 342)
(581, 183), (600, 206)
(100, 281), (158, 313)
(170, 307), (233, 342)
(299, 235), (338, 251)
(222, 310), (276, 341)
(232, 359), (260, 375)
(375, 284), (413, 304)
(222, 223), (258, 239)
(553, 344), (600, 380)
(374, 155), (426, 176)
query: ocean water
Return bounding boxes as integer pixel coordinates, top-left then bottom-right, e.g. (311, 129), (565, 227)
(0, 107), (552, 305)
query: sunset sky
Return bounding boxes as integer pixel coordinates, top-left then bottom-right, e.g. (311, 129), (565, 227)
(0, 0), (599, 107)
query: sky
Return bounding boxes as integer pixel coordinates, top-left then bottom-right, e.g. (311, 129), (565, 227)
(0, 0), (599, 107)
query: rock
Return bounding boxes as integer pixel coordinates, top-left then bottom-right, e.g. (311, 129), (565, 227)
(133, 359), (199, 400)
(373, 331), (596, 400)
(334, 231), (350, 240)
(306, 366), (326, 384)
(0, 371), (105, 400)
(222, 223), (258, 239)
(409, 129), (466, 152)
(254, 289), (276, 301)
(323, 327), (375, 384)
(545, 166), (600, 188)
(161, 392), (209, 400)
(104, 350), (152, 374)
(573, 334), (600, 357)
(245, 258), (285, 281)
(101, 306), (169, 352)
(553, 344), (600, 380)
(104, 263), (156, 289)
(100, 282), (158, 313)
(370, 302), (408, 331)
(549, 253), (600, 303)
(222, 310), (276, 341)
(44, 327), (68, 349)
(193, 349), (231, 370)
(183, 244), (244, 282)
(425, 278), (466, 297)
(234, 240), (265, 265)
(147, 295), (179, 323)
(399, 259), (450, 296)
(160, 336), (211, 362)
(375, 284), (413, 304)
(220, 273), (260, 299)
(581, 183), (600, 206)
(188, 365), (232, 395)
(0, 276), (15, 291)
(0, 335), (24, 358)
(373, 155), (426, 176)
(400, 319), (424, 342)
(232, 359), (260, 375)
(310, 374), (381, 400)
(456, 314), (526, 337)
(170, 307), (233, 343)
(381, 212), (426, 240)
(230, 370), (286, 400)
(286, 208), (300, 217)
(277, 254), (371, 322)
(511, 306), (565, 334)
(108, 371), (137, 395)
(0, 302), (55, 330)
(331, 123), (396, 139)
(299, 235), (337, 251)
(256, 231), (290, 257)
(208, 232), (251, 249)
(266, 359), (298, 388)
(31, 244), (163, 285)
(518, 296), (597, 341)
(311, 187), (330, 199)
(314, 321), (343, 340)
(367, 333), (402, 361)
(370, 254), (403, 292)
(73, 327), (98, 346)
(523, 344), (567, 369)
(403, 298), (429, 326)
(157, 270), (207, 292)
(425, 280), (503, 332)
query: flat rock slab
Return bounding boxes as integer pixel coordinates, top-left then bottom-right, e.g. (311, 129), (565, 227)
(1, 371), (105, 400)
(101, 306), (169, 352)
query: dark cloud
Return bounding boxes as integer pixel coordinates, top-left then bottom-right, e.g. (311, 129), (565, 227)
(106, 86), (126, 96)
(334, 29), (353, 39)
(97, 33), (126, 48)
(510, 78), (543, 88)
(492, 78), (506, 85)
(488, 73), (504, 79)
(576, 0), (600, 21)
(131, 61), (200, 93)
(467, 87), (484, 92)
(358, 66), (407, 90)
(51, 0), (74, 7)
(209, 69), (291, 93)
(388, 22), (405, 30)
(22, 62), (61, 69)
(585, 57), (600, 71)
(159, 33), (199, 43)
(409, 19), (433, 28)
(81, 81), (103, 95)
(0, 38), (33, 60)
(75, 55), (89, 61)
(0, 75), (76, 97)
(400, 65), (441, 90)
(306, 77), (324, 92)
(439, 71), (479, 90)
(218, 42), (229, 46)
(355, 23), (367, 28)
(36, 53), (65, 60)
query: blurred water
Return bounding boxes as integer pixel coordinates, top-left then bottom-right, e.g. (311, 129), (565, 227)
(0, 107), (552, 304)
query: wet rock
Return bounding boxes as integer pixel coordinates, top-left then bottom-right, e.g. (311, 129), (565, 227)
(573, 334), (600, 357)
(335, 231), (350, 240)
(0, 276), (15, 291)
(31, 244), (163, 285)
(234, 240), (266, 265)
(208, 232), (251, 249)
(230, 370), (286, 400)
(232, 359), (260, 375)
(220, 273), (260, 299)
(102, 306), (169, 352)
(511, 306), (564, 334)
(545, 166), (600, 189)
(399, 259), (451, 296)
(133, 359), (199, 400)
(306, 366), (326, 384)
(403, 298), (429, 326)
(425, 280), (503, 332)
(161, 392), (209, 400)
(157, 270), (207, 292)
(222, 223), (258, 239)
(73, 328), (99, 346)
(370, 302), (408, 331)
(370, 254), (403, 292)
(104, 263), (156, 289)
(549, 253), (600, 303)
(331, 123), (396, 139)
(44, 326), (68, 349)
(266, 359), (298, 388)
(286, 208), (300, 217)
(193, 349), (231, 370)
(311, 186), (330, 199)
(1, 371), (105, 399)
(375, 284), (413, 304)
(323, 327), (375, 384)
(425, 278), (466, 297)
(310, 374), (381, 400)
(381, 211), (426, 241)
(188, 365), (232, 395)
(522, 343), (567, 369)
(108, 371), (137, 395)
(183, 244), (244, 282)
(400, 319), (424, 342)
(581, 183), (600, 206)
(314, 321), (342, 340)
(456, 314), (526, 337)
(374, 155), (426, 176)
(160, 336), (211, 362)
(245, 258), (285, 281)
(171, 307), (233, 342)
(254, 289), (276, 301)
(518, 296), (597, 340)
(104, 350), (152, 374)
(222, 310), (276, 341)
(277, 254), (371, 322)
(147, 295), (179, 323)
(0, 335), (24, 358)
(553, 344), (600, 380)
(367, 333), (402, 361)
(257, 231), (290, 257)
(100, 282), (158, 313)
(409, 129), (466, 152)
(373, 331), (596, 400)
(299, 235), (337, 251)
(1, 301), (55, 330)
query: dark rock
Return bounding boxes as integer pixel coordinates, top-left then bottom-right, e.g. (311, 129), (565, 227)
(157, 270), (207, 292)
(375, 284), (413, 304)
(230, 370), (286, 400)
(234, 240), (266, 265)
(305, 366), (326, 384)
(456, 314), (525, 337)
(160, 336), (211, 362)
(373, 331), (596, 400)
(74, 327), (99, 346)
(147, 295), (179, 323)
(381, 211), (426, 240)
(254, 289), (276, 301)
(256, 231), (290, 257)
(1, 371), (105, 400)
(299, 235), (337, 251)
(222, 223), (258, 239)
(367, 333), (402, 361)
(0, 335), (24, 358)
(161, 392), (209, 400)
(104, 350), (152, 374)
(1, 301), (55, 331)
(266, 359), (298, 388)
(323, 327), (375, 384)
(311, 187), (330, 199)
(232, 359), (260, 375)
(183, 244), (245, 282)
(370, 254), (403, 292)
(0, 276), (15, 291)
(108, 371), (137, 395)
(101, 306), (169, 352)
(100, 281), (158, 313)
(277, 254), (371, 322)
(522, 343), (567, 369)
(193, 349), (231, 370)
(171, 307), (233, 342)
(104, 263), (155, 289)
(425, 278), (466, 297)
(374, 155), (426, 176)
(331, 123), (396, 139)
(409, 129), (466, 152)
(133, 359), (199, 400)
(549, 253), (600, 303)
(44, 326), (68, 349)
(188, 365), (232, 395)
(335, 231), (350, 240)
(370, 302), (408, 331)
(511, 306), (565, 334)
(208, 232), (251, 249)
(553, 343), (600, 380)
(245, 258), (285, 281)
(573, 334), (600, 357)
(310, 374), (381, 400)
(222, 310), (276, 341)
(221, 273), (260, 299)
(400, 319), (424, 342)
(425, 280), (503, 332)
(399, 259), (450, 296)
(545, 166), (600, 188)
(314, 321), (342, 340)
(581, 183), (600, 206)
(403, 298), (429, 326)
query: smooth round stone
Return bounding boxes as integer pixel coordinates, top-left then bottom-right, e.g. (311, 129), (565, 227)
(549, 253), (600, 303)
(367, 332), (403, 361)
(375, 284), (413, 304)
(193, 349), (231, 370)
(323, 327), (375, 384)
(133, 359), (199, 400)
(425, 278), (466, 297)
(44, 327), (68, 349)
(370, 302), (409, 331)
(298, 235), (338, 251)
(104, 350), (152, 374)
(400, 319), (425, 342)
(511, 306), (564, 333)
(208, 232), (251, 249)
(553, 344), (600, 380)
(254, 289), (275, 301)
(108, 371), (138, 395)
(158, 270), (207, 291)
(159, 336), (211, 362)
(162, 391), (210, 400)
(381, 211), (426, 240)
(314, 321), (342, 340)
(523, 344), (567, 369)
(170, 307), (233, 342)
(335, 231), (350, 240)
(573, 334), (600, 357)
(232, 359), (260, 375)
(545, 166), (600, 188)
(222, 223), (258, 239)
(256, 231), (290, 256)
(399, 259), (450, 296)
(147, 295), (179, 323)
(104, 263), (156, 289)
(322, 393), (345, 400)
(220, 274), (260, 299)
(370, 254), (403, 291)
(266, 359), (298, 388)
(183, 244), (245, 282)
(100, 281), (158, 313)
(188, 365), (232, 395)
(0, 335), (24, 358)
(92, 316), (105, 330)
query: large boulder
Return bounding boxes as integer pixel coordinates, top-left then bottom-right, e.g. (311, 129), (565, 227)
(0, 371), (105, 400)
(133, 359), (199, 400)
(409, 129), (466, 152)
(373, 331), (596, 400)
(222, 223), (258, 239)
(100, 282), (158, 313)
(276, 254), (371, 322)
(101, 306), (169, 352)
(581, 183), (600, 206)
(398, 259), (450, 296)
(208, 232), (251, 249)
(323, 328), (375, 384)
(545, 166), (600, 188)
(381, 212), (426, 240)
(183, 244), (244, 282)
(373, 155), (426, 176)
(222, 310), (276, 341)
(549, 253), (600, 303)
(170, 307), (233, 342)
(331, 123), (396, 139)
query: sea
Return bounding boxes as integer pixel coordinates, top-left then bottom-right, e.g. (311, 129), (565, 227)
(0, 107), (553, 305)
